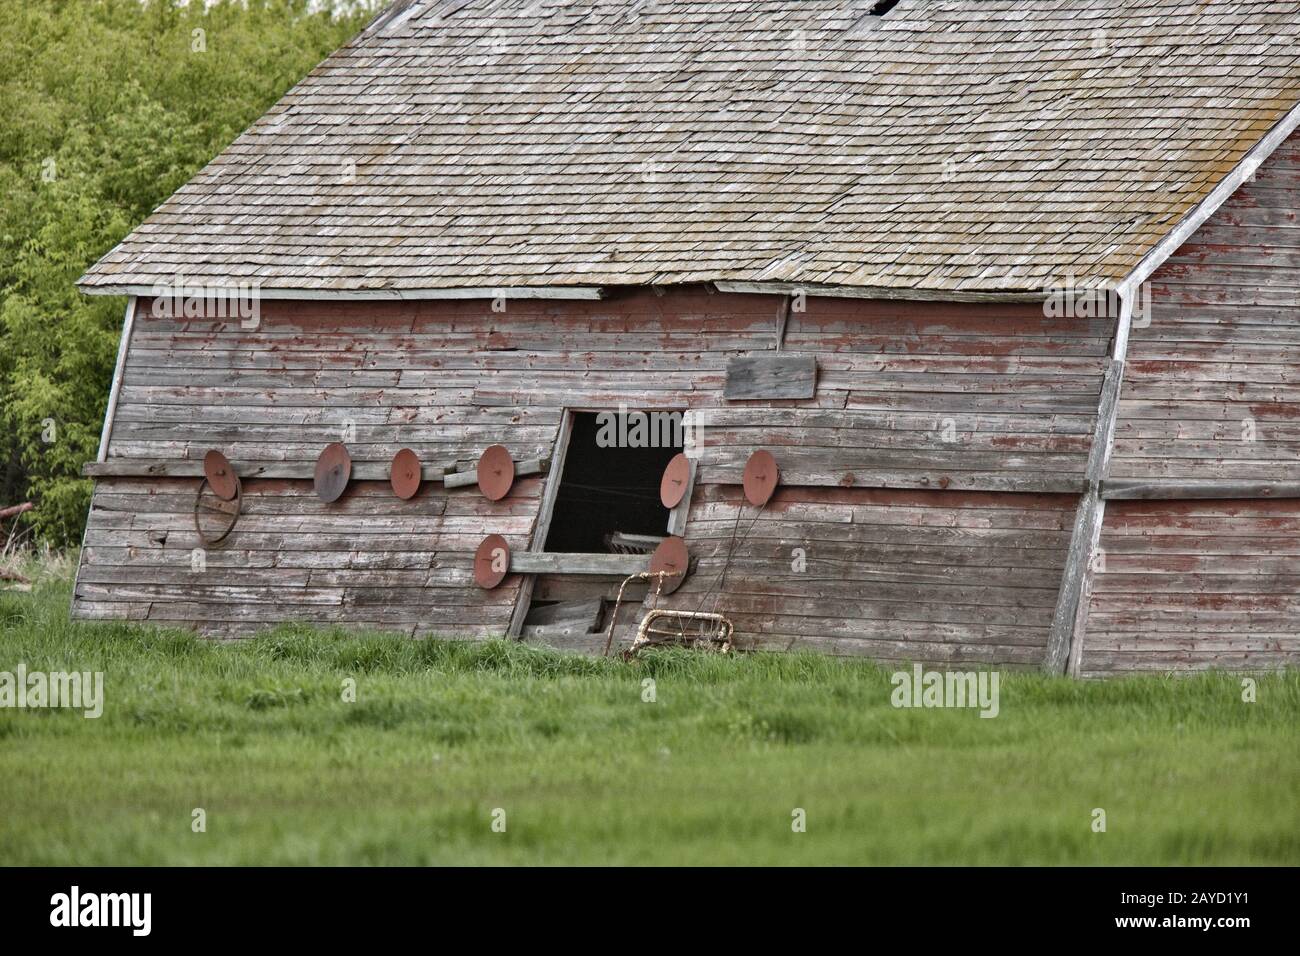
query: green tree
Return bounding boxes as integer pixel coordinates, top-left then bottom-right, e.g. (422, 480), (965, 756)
(0, 0), (376, 545)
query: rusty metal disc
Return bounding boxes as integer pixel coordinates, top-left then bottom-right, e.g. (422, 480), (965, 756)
(474, 533), (511, 589)
(194, 474), (242, 547)
(203, 449), (239, 502)
(314, 442), (352, 503)
(477, 444), (515, 501)
(390, 447), (422, 500)
(659, 452), (691, 509)
(742, 449), (779, 507)
(649, 535), (690, 595)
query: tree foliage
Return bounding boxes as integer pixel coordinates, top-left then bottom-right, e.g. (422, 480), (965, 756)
(0, 0), (375, 545)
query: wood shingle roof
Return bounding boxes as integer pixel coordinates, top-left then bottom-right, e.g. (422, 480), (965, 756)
(80, 0), (1300, 296)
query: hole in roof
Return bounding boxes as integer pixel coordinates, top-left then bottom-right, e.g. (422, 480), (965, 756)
(870, 0), (901, 15)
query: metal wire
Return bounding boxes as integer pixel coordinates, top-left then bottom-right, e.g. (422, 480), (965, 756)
(629, 609), (734, 656)
(689, 489), (767, 620)
(601, 569), (670, 657)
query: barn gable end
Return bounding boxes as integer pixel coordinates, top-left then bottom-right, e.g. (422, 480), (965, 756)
(1071, 127), (1300, 676)
(68, 1), (1300, 673)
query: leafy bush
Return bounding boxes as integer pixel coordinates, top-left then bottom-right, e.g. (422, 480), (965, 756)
(0, 0), (376, 544)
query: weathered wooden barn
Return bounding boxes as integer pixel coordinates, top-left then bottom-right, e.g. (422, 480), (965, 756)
(73, 0), (1300, 675)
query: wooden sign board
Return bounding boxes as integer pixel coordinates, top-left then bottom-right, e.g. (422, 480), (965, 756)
(723, 355), (817, 400)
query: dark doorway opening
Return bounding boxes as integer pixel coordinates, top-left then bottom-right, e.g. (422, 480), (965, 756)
(544, 411), (681, 553)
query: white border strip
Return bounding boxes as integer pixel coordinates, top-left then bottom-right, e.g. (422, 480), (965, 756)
(96, 295), (137, 463)
(80, 284), (606, 301)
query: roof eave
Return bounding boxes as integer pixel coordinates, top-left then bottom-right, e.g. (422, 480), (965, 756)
(76, 278), (1052, 304)
(75, 283), (607, 301)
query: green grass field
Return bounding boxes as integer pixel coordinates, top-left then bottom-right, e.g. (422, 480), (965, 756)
(1, 561), (1297, 865)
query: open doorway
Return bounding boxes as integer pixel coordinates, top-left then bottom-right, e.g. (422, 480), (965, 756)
(544, 411), (681, 552)
(521, 410), (684, 649)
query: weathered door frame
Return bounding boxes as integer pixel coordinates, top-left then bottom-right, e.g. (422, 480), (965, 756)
(506, 409), (575, 638)
(505, 406), (694, 638)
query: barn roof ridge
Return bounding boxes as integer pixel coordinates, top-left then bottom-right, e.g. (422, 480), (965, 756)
(79, 0), (1300, 298)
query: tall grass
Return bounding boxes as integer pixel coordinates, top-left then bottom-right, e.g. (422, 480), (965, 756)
(1, 565), (1297, 865)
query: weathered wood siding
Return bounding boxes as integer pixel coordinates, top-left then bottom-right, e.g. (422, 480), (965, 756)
(1066, 130), (1300, 676)
(1072, 129), (1300, 674)
(1112, 129), (1300, 482)
(74, 288), (1109, 655)
(104, 291), (1109, 487)
(76, 477), (531, 637)
(1078, 499), (1300, 675)
(723, 299), (1108, 491)
(654, 485), (1077, 666)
